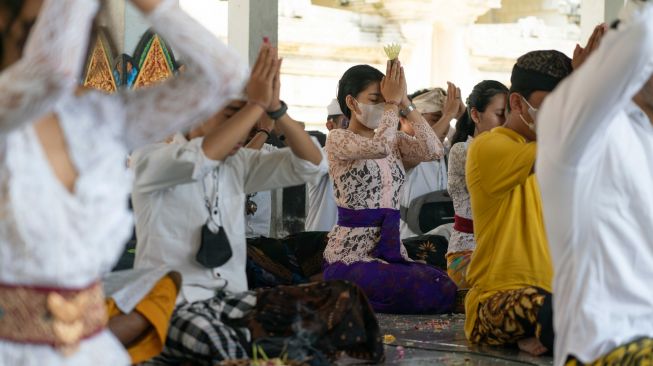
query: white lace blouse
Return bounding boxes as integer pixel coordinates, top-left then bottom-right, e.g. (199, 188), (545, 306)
(446, 137), (476, 253)
(0, 0), (246, 364)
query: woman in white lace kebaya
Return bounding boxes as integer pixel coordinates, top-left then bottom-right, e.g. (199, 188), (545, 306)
(323, 63), (457, 314)
(446, 80), (508, 289)
(0, 0), (246, 364)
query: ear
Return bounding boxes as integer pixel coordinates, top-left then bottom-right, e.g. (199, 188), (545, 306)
(509, 93), (524, 115)
(345, 95), (360, 116)
(470, 108), (481, 125)
(326, 120), (334, 131)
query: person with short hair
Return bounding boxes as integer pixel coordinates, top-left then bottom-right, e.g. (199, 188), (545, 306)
(464, 50), (573, 355)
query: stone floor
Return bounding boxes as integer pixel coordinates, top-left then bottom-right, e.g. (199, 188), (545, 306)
(356, 314), (553, 366)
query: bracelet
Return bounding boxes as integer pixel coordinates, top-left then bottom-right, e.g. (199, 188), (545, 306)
(267, 101), (288, 120)
(400, 103), (417, 117)
(255, 129), (272, 139)
(247, 100), (267, 112)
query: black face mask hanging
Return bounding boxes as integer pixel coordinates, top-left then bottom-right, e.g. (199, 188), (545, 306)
(195, 170), (233, 269)
(196, 223), (232, 268)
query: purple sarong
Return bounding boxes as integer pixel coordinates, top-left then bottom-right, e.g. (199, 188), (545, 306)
(324, 207), (457, 314)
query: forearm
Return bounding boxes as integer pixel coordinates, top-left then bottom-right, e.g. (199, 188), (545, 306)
(108, 311), (151, 347)
(245, 131), (269, 150)
(276, 114), (322, 165)
(202, 104), (264, 160)
(129, 0), (161, 13)
(431, 114), (454, 141)
(398, 114), (444, 165)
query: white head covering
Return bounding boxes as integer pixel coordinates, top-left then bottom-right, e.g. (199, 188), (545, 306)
(326, 98), (343, 116)
(412, 88), (447, 114)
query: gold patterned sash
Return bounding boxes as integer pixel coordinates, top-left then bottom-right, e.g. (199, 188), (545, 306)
(0, 281), (107, 355)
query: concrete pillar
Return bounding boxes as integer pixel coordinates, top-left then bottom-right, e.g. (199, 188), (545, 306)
(97, 0), (125, 52)
(124, 3), (152, 55)
(228, 0), (279, 67)
(581, 0), (626, 40)
(431, 22), (471, 90)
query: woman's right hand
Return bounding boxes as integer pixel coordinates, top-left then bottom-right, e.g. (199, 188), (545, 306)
(380, 59), (406, 105)
(246, 45), (277, 109)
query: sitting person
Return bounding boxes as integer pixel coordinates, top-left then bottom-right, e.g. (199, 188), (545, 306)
(322, 61), (457, 314)
(538, 8), (653, 365)
(399, 86), (453, 239)
(464, 50), (573, 355)
(305, 99), (348, 233)
(446, 80), (508, 290)
(132, 46), (383, 365)
(105, 270), (181, 365)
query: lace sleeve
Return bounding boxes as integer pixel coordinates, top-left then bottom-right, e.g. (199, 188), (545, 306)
(0, 0), (98, 134)
(119, 0), (247, 149)
(397, 114), (444, 166)
(447, 142), (467, 196)
(325, 109), (397, 161)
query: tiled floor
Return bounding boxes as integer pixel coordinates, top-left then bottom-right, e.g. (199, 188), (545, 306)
(373, 314), (553, 366)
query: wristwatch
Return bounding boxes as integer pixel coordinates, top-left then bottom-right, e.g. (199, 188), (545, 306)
(400, 103), (417, 117)
(267, 100), (288, 120)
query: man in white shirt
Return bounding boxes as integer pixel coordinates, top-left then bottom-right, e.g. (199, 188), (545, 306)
(537, 2), (653, 365)
(131, 48), (383, 364)
(304, 98), (347, 232)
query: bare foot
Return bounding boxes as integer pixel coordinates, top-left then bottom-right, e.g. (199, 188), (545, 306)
(518, 337), (548, 356)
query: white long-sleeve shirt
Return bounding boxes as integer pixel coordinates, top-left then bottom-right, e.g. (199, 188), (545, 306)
(399, 159), (448, 239)
(305, 148), (338, 232)
(132, 135), (327, 304)
(0, 0), (245, 364)
(537, 3), (653, 365)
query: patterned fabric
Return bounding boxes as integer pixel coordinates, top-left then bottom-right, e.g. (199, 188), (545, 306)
(247, 233), (450, 289)
(513, 50), (573, 79)
(470, 287), (553, 350)
(147, 291), (257, 365)
(402, 234), (449, 270)
(0, 0), (246, 363)
(336, 207), (404, 263)
(324, 109), (442, 265)
(0, 282), (106, 349)
(446, 250), (473, 289)
(447, 139), (476, 253)
(246, 232), (329, 288)
(147, 281), (383, 366)
(324, 261), (455, 314)
(247, 281), (384, 365)
(565, 338), (653, 366)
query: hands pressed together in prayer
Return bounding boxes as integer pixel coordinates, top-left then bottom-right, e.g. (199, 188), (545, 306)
(572, 23), (608, 70)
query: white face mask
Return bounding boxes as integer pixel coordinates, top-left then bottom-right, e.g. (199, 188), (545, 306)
(519, 97), (538, 132)
(353, 99), (385, 130)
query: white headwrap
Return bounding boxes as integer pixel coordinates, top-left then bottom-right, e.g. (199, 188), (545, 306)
(326, 98), (343, 116)
(412, 88), (447, 114)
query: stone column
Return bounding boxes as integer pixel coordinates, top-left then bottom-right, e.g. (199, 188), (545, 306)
(97, 0), (125, 52)
(228, 0), (285, 237)
(427, 0), (501, 91)
(581, 0), (626, 40)
(228, 0), (279, 66)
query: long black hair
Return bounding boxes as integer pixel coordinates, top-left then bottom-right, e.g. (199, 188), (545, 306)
(337, 64), (384, 119)
(451, 80), (508, 146)
(0, 0), (24, 67)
